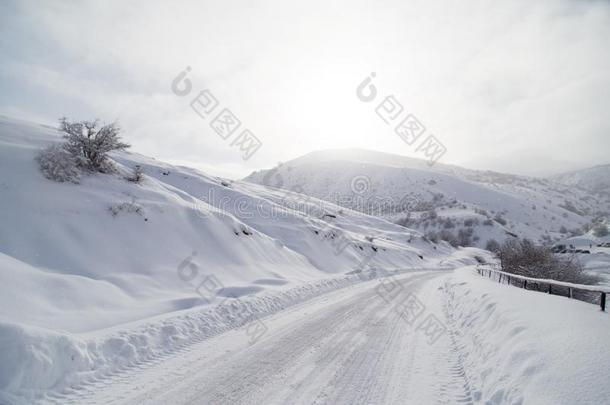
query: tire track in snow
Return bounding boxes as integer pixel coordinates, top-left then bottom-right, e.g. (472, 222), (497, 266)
(50, 271), (480, 405)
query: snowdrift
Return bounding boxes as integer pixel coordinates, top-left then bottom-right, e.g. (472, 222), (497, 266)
(441, 266), (610, 404)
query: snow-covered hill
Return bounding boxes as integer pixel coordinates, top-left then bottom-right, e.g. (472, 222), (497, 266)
(244, 149), (610, 248)
(0, 116), (459, 403)
(550, 164), (610, 195)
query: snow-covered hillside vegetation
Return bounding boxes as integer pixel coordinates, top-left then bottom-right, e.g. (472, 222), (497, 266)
(245, 149), (610, 249)
(550, 164), (610, 196)
(0, 116), (459, 403)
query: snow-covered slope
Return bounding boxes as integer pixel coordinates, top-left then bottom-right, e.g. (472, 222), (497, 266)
(244, 149), (610, 248)
(0, 116), (454, 403)
(550, 164), (610, 195)
(441, 265), (610, 404)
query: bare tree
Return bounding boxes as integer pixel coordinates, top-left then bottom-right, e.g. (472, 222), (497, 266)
(60, 118), (130, 172)
(498, 238), (599, 284)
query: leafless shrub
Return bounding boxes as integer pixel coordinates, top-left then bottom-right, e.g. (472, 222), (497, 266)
(60, 117), (130, 173)
(426, 230), (459, 247)
(109, 202), (143, 217)
(485, 239), (500, 252)
(36, 144), (80, 183)
(474, 255), (486, 264)
(498, 239), (600, 284)
(457, 228), (474, 246)
(126, 165), (144, 183)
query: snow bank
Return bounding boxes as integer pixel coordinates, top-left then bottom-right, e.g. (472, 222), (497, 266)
(0, 267), (428, 404)
(442, 266), (610, 404)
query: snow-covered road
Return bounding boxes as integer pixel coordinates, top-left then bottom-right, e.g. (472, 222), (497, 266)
(52, 271), (472, 405)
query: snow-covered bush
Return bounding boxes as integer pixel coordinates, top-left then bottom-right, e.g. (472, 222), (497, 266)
(498, 239), (599, 284)
(426, 230), (459, 247)
(125, 165), (144, 183)
(485, 239), (500, 252)
(36, 144), (80, 183)
(109, 202), (143, 217)
(457, 228), (474, 246)
(60, 118), (130, 173)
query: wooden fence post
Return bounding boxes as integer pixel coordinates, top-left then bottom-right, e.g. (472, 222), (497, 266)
(524, 280), (527, 289)
(601, 292), (607, 312)
(548, 284), (552, 295)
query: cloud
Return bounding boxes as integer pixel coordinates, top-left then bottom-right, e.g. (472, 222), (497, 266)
(1, 0), (609, 178)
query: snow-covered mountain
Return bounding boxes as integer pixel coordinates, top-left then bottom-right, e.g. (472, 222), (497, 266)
(244, 149), (610, 248)
(550, 164), (610, 195)
(0, 116), (461, 402)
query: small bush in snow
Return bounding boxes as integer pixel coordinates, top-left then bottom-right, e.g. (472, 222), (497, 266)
(474, 255), (486, 264)
(60, 117), (130, 173)
(498, 238), (599, 284)
(126, 165), (144, 183)
(457, 228), (474, 246)
(427, 230), (460, 247)
(485, 239), (501, 253)
(109, 202), (143, 217)
(36, 144), (81, 183)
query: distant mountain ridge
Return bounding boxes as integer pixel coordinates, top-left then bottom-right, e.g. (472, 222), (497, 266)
(550, 164), (610, 195)
(245, 149), (610, 248)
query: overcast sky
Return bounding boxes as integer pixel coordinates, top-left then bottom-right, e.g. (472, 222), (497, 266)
(1, 0), (609, 178)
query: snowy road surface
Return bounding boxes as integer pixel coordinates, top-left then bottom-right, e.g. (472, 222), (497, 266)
(52, 270), (474, 405)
